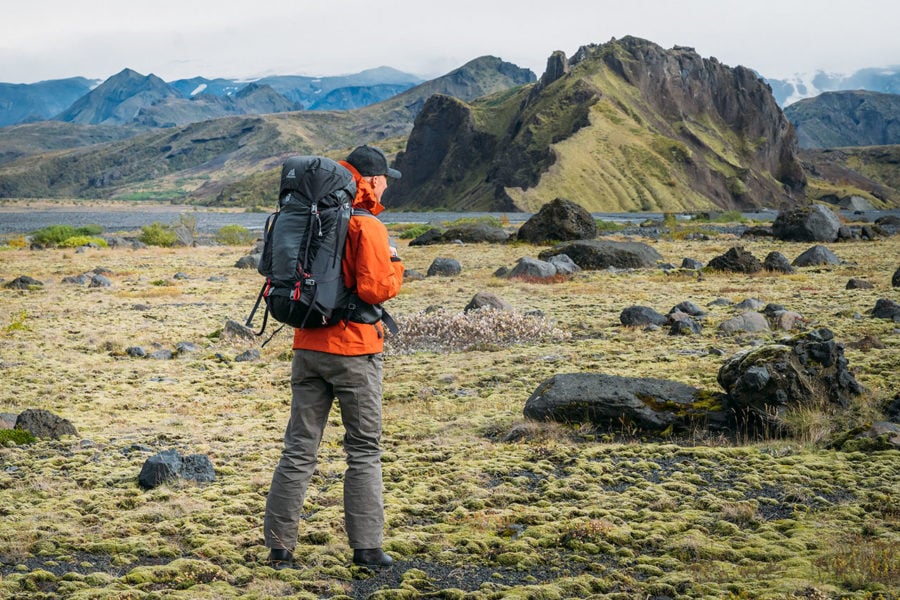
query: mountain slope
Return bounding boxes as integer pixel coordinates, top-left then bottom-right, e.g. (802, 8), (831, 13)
(55, 69), (181, 125)
(800, 145), (900, 206)
(0, 77), (98, 126)
(132, 83), (299, 127)
(784, 90), (900, 149)
(0, 121), (141, 165)
(386, 37), (806, 212)
(0, 56), (535, 201)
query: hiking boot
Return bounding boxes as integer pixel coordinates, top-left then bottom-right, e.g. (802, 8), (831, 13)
(353, 548), (394, 567)
(266, 548), (294, 569)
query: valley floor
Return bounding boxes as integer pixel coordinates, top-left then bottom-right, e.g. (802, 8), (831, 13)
(0, 228), (897, 599)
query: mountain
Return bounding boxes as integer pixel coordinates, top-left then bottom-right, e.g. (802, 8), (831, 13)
(167, 77), (244, 98)
(309, 84), (419, 111)
(0, 56), (535, 201)
(766, 65), (900, 106)
(800, 146), (900, 207)
(385, 37), (806, 213)
(0, 67), (425, 129)
(132, 83), (299, 127)
(55, 68), (182, 125)
(0, 77), (98, 127)
(784, 90), (900, 149)
(255, 66), (423, 107)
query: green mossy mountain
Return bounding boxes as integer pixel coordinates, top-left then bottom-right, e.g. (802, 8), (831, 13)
(385, 37), (808, 212)
(785, 90), (900, 149)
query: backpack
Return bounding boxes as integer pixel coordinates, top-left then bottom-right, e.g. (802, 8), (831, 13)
(245, 155), (393, 338)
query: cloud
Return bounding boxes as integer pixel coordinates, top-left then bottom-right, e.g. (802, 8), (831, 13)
(2, 0), (899, 83)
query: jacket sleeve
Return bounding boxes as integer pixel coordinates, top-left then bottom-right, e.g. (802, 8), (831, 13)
(348, 218), (404, 306)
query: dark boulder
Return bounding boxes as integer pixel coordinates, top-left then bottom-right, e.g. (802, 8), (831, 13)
(892, 266), (900, 287)
(763, 251), (795, 274)
(718, 328), (863, 416)
(741, 226), (774, 238)
(707, 247), (763, 273)
(223, 319), (256, 341)
(772, 204), (842, 242)
(508, 257), (557, 280)
(670, 301), (706, 317)
(846, 278), (874, 290)
(792, 245), (840, 267)
(620, 305), (667, 327)
(667, 311), (702, 335)
(875, 215), (900, 236)
(464, 291), (513, 313)
(235, 254), (260, 269)
(408, 228), (444, 246)
(138, 449), (216, 489)
(235, 349), (260, 362)
(442, 222), (509, 244)
(427, 257), (462, 277)
(870, 298), (900, 322)
(516, 198), (598, 244)
(681, 258), (705, 270)
(718, 311), (770, 334)
(89, 274), (112, 288)
(538, 240), (662, 270)
(15, 409), (77, 439)
(547, 254), (581, 275)
(5, 275), (43, 290)
(523, 373), (722, 432)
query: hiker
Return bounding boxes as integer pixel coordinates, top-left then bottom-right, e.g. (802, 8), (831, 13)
(263, 145), (404, 569)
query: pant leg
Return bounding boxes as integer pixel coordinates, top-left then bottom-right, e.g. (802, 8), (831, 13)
(331, 353), (385, 549)
(263, 350), (333, 550)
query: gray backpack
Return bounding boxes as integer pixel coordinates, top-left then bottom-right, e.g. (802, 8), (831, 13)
(246, 156), (391, 337)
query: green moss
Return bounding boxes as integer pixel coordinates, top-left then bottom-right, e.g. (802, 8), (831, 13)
(0, 428), (35, 445)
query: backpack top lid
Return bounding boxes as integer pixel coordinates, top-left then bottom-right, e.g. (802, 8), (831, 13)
(280, 156), (356, 206)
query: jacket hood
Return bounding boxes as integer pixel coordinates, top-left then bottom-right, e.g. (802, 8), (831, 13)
(340, 160), (385, 216)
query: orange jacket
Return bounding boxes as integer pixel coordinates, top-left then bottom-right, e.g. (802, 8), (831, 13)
(292, 161), (404, 355)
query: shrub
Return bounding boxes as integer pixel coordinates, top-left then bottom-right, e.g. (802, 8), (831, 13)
(31, 225), (77, 245)
(596, 219), (625, 232)
(75, 224), (104, 236)
(215, 224), (255, 246)
(58, 236), (108, 248)
(0, 429), (36, 446)
(386, 307), (570, 355)
(31, 224), (104, 246)
(139, 222), (177, 247)
(396, 224), (434, 240)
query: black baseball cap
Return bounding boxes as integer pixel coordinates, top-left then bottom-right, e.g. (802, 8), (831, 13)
(345, 145), (402, 179)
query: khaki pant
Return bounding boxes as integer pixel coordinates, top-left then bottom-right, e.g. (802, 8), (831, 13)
(264, 349), (384, 550)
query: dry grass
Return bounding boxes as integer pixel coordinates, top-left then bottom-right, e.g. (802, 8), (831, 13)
(0, 228), (898, 599)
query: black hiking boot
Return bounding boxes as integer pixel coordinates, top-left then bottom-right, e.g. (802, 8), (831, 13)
(266, 548), (294, 569)
(353, 548), (394, 568)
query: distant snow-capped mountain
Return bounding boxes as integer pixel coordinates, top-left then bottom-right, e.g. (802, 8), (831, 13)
(765, 65), (900, 106)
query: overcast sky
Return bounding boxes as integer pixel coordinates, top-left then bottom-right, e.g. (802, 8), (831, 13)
(2, 0), (898, 84)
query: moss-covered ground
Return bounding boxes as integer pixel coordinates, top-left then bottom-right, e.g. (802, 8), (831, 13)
(0, 222), (897, 599)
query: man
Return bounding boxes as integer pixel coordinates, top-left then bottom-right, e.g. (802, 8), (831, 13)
(264, 145), (404, 569)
